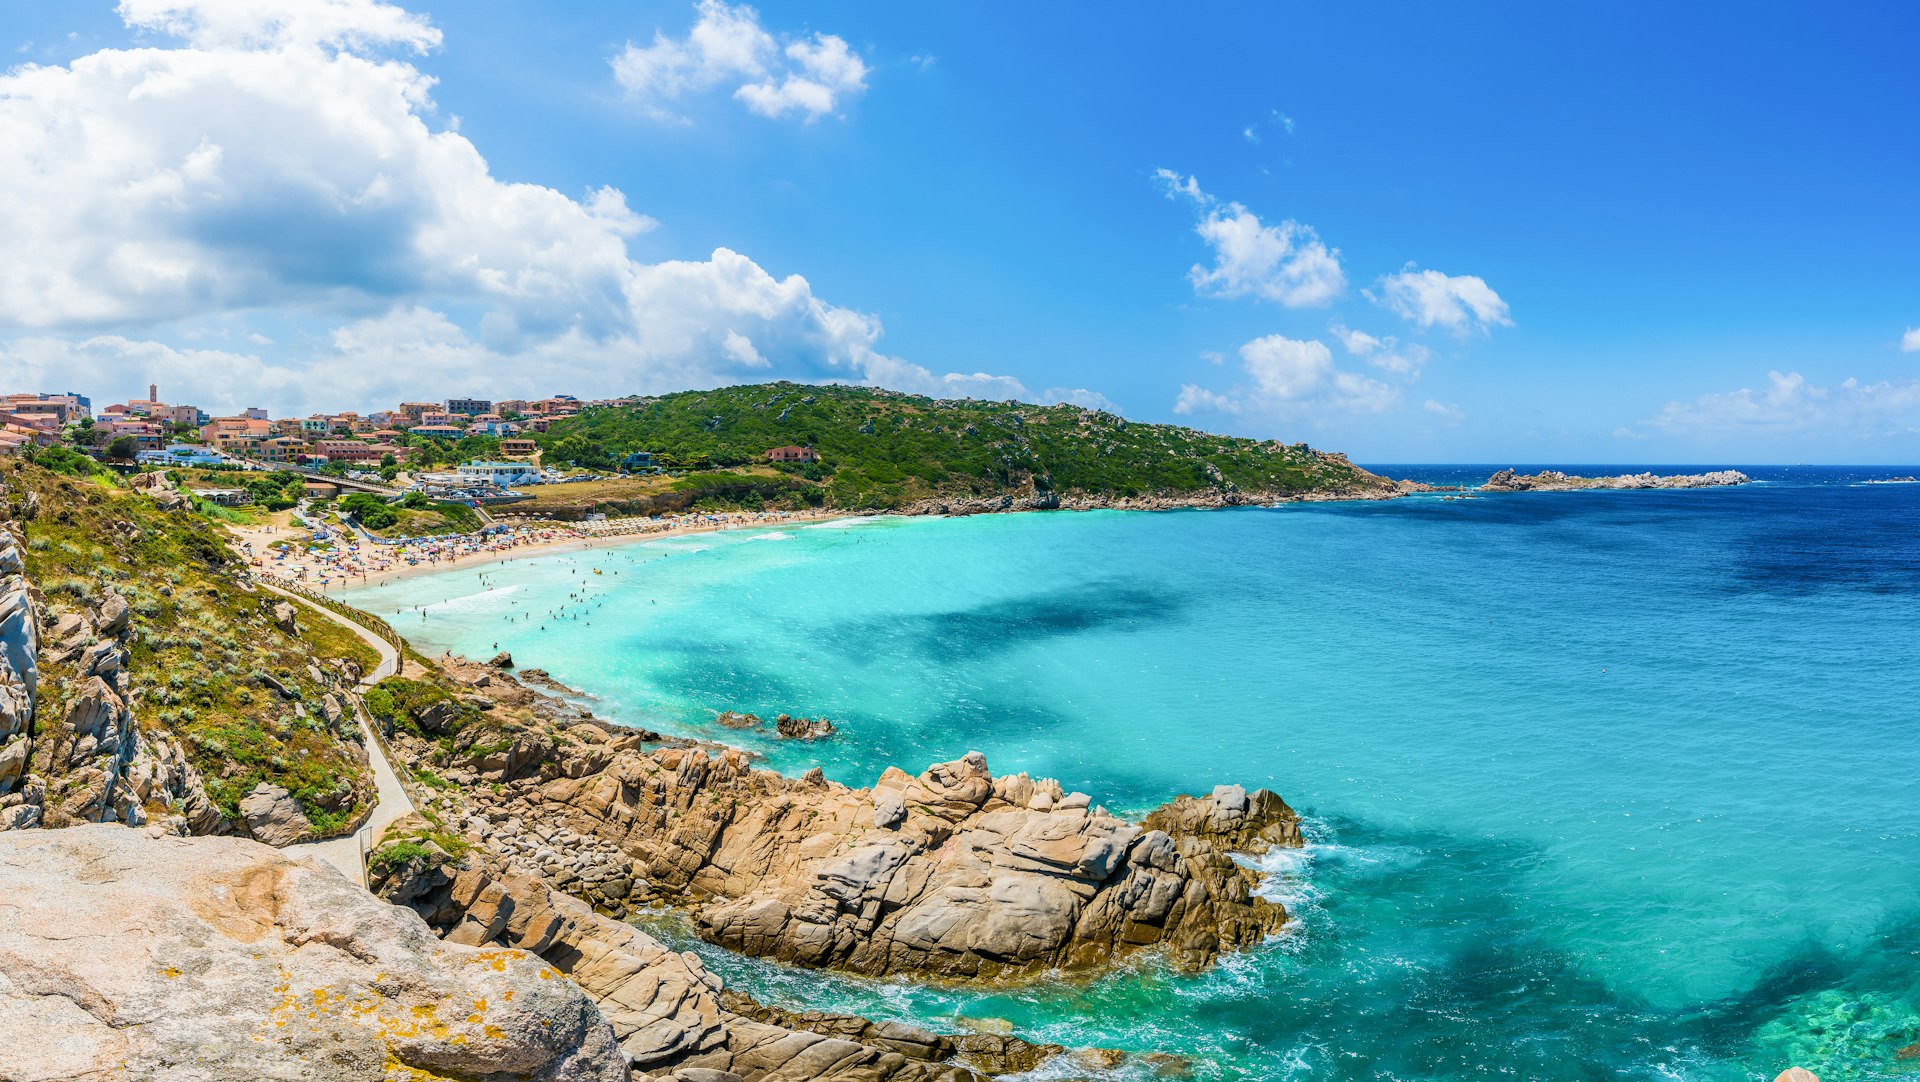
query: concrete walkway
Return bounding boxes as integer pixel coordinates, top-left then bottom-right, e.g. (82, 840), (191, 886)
(264, 583), (414, 883)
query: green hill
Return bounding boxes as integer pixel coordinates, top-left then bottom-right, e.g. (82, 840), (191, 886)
(537, 383), (1397, 510)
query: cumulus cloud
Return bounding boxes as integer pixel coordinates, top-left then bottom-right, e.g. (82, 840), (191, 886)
(1329, 320), (1431, 374)
(611, 0), (867, 122)
(1902, 326), (1920, 353)
(0, 0), (1008, 414)
(1172, 334), (1394, 420)
(1153, 169), (1344, 307)
(1638, 370), (1920, 438)
(1376, 265), (1511, 332)
(1173, 384), (1239, 416)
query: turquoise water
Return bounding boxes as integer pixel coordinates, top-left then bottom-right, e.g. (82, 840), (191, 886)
(345, 469), (1920, 1080)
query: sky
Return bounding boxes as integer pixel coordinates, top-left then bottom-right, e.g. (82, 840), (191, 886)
(1, 0), (1917, 462)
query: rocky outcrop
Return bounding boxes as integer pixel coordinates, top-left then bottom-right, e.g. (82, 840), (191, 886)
(463, 734), (1300, 981)
(0, 823), (626, 1081)
(240, 781), (319, 845)
(774, 714), (835, 740)
(1483, 468), (1751, 492)
(897, 484), (1402, 517)
(374, 822), (1018, 1081)
(11, 575), (227, 835)
(128, 469), (190, 510)
(0, 529), (39, 830)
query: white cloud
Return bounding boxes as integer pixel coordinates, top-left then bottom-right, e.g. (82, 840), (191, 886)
(1329, 320), (1431, 374)
(1639, 370), (1920, 438)
(0, 0), (1009, 413)
(737, 34), (869, 119)
(1173, 384), (1239, 416)
(1423, 399), (1465, 424)
(117, 0), (439, 51)
(1154, 169), (1344, 307)
(1173, 334), (1395, 419)
(721, 330), (768, 367)
(611, 0), (866, 122)
(1902, 326), (1920, 353)
(1241, 334), (1335, 399)
(1376, 265), (1512, 332)
(1040, 387), (1122, 413)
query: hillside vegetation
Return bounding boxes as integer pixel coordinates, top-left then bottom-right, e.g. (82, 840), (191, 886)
(538, 383), (1393, 511)
(6, 458), (375, 834)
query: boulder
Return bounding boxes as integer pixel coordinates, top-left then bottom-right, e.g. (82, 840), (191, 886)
(239, 781), (316, 845)
(90, 587), (130, 637)
(0, 824), (626, 1082)
(775, 714), (837, 740)
(488, 650), (515, 668)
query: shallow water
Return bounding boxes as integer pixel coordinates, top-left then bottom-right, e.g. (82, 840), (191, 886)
(346, 466), (1920, 1080)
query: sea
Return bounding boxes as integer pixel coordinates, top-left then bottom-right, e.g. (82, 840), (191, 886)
(342, 465), (1920, 1081)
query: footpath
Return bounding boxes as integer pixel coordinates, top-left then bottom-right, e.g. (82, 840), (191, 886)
(263, 581), (416, 883)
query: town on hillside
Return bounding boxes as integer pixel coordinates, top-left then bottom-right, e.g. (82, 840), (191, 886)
(0, 385), (817, 508)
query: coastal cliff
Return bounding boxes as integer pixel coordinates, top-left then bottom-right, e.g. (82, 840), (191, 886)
(1483, 468), (1751, 492)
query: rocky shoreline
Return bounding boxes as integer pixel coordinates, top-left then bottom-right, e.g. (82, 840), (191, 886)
(1481, 467), (1752, 492)
(341, 650), (1304, 1076)
(395, 653), (1302, 982)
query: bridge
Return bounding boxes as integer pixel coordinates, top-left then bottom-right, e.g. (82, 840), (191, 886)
(225, 455), (403, 497)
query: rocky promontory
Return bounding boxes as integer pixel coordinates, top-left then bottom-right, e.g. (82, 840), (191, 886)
(391, 655), (1303, 982)
(1482, 468), (1751, 492)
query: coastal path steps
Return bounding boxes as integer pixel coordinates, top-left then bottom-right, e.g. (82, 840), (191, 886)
(262, 581), (416, 884)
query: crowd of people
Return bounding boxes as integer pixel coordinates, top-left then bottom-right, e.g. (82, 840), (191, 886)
(231, 507), (834, 589)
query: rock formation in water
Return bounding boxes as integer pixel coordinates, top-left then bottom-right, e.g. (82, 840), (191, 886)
(774, 713), (836, 740)
(1482, 468), (1751, 492)
(372, 812), (1067, 1080)
(0, 823), (627, 1081)
(390, 657), (1302, 983)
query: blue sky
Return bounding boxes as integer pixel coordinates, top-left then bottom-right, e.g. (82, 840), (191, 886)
(2, 0), (1917, 461)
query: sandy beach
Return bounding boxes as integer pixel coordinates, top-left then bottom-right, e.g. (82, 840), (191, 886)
(226, 508), (851, 592)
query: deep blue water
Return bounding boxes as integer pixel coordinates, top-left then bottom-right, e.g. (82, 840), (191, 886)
(346, 466), (1920, 1081)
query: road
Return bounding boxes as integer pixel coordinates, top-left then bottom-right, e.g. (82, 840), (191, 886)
(264, 582), (416, 883)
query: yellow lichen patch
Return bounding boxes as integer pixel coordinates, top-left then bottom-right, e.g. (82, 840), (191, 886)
(468, 950), (514, 973)
(483, 1025), (505, 1040)
(382, 1054), (464, 1082)
(159, 966), (182, 979)
(538, 967), (556, 980)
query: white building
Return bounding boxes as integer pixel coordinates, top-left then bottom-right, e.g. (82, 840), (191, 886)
(456, 460), (541, 486)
